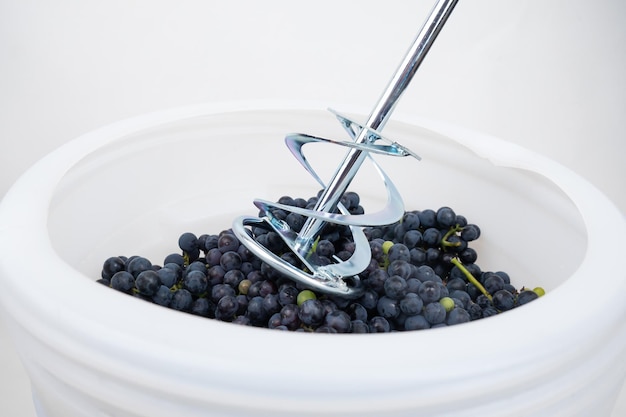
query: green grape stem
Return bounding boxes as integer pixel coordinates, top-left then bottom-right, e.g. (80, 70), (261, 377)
(450, 257), (492, 301)
(441, 225), (462, 248)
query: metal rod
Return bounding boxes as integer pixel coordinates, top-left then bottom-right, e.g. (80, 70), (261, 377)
(295, 0), (458, 250)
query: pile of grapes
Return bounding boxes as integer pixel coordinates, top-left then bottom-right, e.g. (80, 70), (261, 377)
(97, 191), (543, 333)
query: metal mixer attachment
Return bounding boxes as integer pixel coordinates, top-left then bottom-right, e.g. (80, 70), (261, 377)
(232, 0), (458, 298)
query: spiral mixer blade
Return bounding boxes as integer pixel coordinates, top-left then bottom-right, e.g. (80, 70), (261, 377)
(232, 0), (458, 298)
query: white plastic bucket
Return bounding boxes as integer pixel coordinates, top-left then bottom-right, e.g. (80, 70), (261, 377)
(0, 102), (624, 417)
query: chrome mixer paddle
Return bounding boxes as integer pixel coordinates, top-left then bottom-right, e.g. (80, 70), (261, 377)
(232, 0), (458, 298)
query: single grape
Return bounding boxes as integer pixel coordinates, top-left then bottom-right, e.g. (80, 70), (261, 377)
(449, 290), (471, 309)
(401, 212), (421, 231)
(436, 206), (457, 228)
(447, 307), (471, 325)
(279, 304), (300, 330)
(152, 285), (173, 306)
(324, 310), (352, 333)
(298, 299), (325, 326)
(315, 239), (335, 258)
(410, 247), (426, 265)
(238, 279), (252, 295)
(183, 270), (208, 296)
(460, 224), (481, 241)
(377, 296), (401, 319)
(342, 191), (360, 210)
(178, 232), (198, 253)
(424, 302), (447, 324)
(403, 229), (422, 249)
(267, 312), (283, 329)
(135, 270), (161, 296)
(215, 295), (239, 321)
(211, 283), (236, 304)
(207, 265), (226, 286)
(262, 293), (281, 316)
(483, 274), (505, 295)
(492, 289), (515, 311)
(127, 256), (152, 278)
(369, 240), (384, 262)
(223, 269), (245, 289)
(357, 289), (379, 312)
(439, 296), (455, 313)
(285, 212), (306, 232)
(163, 253), (185, 267)
(220, 251), (242, 271)
(217, 232), (239, 253)
(191, 297), (212, 318)
(467, 302), (483, 320)
(415, 265), (436, 282)
(482, 306), (499, 318)
(169, 289), (193, 312)
(205, 248), (222, 266)
(517, 290), (539, 306)
(110, 271), (135, 292)
(351, 320), (369, 333)
(418, 281), (441, 304)
(246, 296), (268, 325)
(347, 303), (368, 322)
(368, 316), (391, 333)
(387, 243), (411, 263)
(404, 314), (430, 331)
(383, 275), (408, 300)
(417, 209), (437, 228)
(203, 234), (219, 252)
(399, 293), (424, 315)
(102, 256), (126, 279)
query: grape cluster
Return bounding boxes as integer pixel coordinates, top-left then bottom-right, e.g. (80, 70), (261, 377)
(97, 191), (543, 333)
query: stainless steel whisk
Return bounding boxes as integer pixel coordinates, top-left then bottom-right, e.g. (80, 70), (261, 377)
(233, 0), (458, 298)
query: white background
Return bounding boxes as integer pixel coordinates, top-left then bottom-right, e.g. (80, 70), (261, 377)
(1, 1), (624, 416)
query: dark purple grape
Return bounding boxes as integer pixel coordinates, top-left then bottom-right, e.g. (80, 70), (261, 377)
(220, 251), (242, 271)
(183, 270), (208, 296)
(223, 269), (245, 289)
(399, 293), (423, 315)
(169, 289), (193, 312)
(191, 298), (212, 317)
(215, 295), (239, 320)
(127, 256), (152, 278)
(110, 271), (135, 292)
(163, 253), (185, 267)
(102, 256), (126, 279)
(418, 281), (441, 304)
(298, 299), (325, 326)
(460, 224), (481, 241)
(351, 320), (369, 333)
(211, 283), (236, 303)
(152, 285), (173, 306)
(368, 316), (391, 333)
(383, 275), (408, 300)
(324, 310), (352, 333)
(377, 296), (400, 319)
(404, 314), (430, 331)
(436, 206), (457, 228)
(387, 243), (410, 263)
(217, 232), (239, 253)
(403, 230), (422, 249)
(424, 302), (447, 325)
(492, 289), (515, 311)
(516, 290), (539, 306)
(447, 307), (470, 325)
(135, 270), (160, 296)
